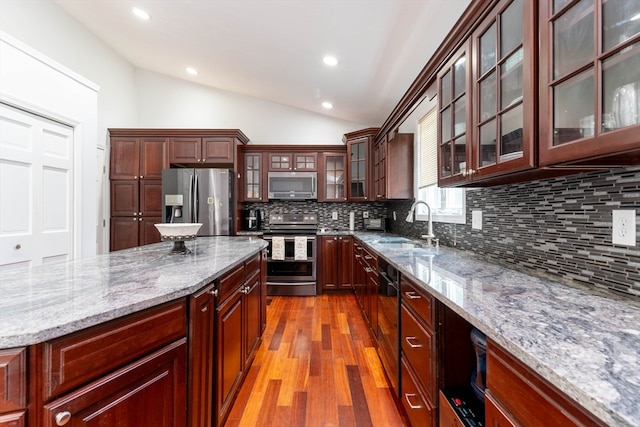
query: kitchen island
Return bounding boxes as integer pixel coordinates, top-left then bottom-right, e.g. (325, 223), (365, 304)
(0, 236), (267, 427)
(354, 232), (639, 427)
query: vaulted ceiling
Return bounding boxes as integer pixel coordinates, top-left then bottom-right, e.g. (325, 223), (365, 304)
(54, 0), (471, 125)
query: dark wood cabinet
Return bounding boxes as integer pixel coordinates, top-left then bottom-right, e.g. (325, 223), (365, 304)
(0, 348), (26, 426)
(320, 235), (353, 290)
(240, 152), (264, 202)
(538, 0), (640, 167)
(400, 274), (438, 427)
(373, 132), (414, 200)
(38, 301), (187, 427)
(318, 152), (348, 202)
(486, 340), (606, 427)
(213, 254), (264, 427)
(188, 284), (216, 427)
(344, 128), (378, 201)
(109, 130), (168, 251)
(43, 339), (186, 427)
(215, 287), (243, 427)
(170, 136), (236, 165)
(267, 152), (317, 171)
(110, 136), (167, 180)
(352, 241), (378, 338)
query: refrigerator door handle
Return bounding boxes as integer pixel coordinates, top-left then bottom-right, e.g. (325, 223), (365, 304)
(188, 174), (194, 223)
(194, 173), (199, 223)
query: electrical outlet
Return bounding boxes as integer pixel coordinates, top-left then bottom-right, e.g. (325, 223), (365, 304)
(472, 210), (482, 230)
(393, 211), (397, 221)
(331, 211), (338, 220)
(612, 210), (636, 246)
(363, 211), (369, 218)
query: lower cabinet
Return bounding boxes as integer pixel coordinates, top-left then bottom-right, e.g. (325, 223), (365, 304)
(400, 357), (436, 427)
(320, 235), (353, 290)
(0, 348), (26, 427)
(43, 339), (187, 427)
(110, 215), (162, 251)
(485, 340), (605, 427)
(213, 252), (264, 427)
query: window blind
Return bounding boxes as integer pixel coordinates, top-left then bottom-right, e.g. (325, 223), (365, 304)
(419, 106), (438, 188)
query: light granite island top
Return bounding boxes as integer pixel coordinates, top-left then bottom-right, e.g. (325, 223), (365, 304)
(0, 236), (267, 348)
(354, 232), (640, 427)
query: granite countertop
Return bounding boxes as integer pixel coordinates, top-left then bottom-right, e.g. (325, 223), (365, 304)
(354, 232), (639, 427)
(0, 236), (267, 348)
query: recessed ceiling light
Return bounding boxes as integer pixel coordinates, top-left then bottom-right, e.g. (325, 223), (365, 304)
(322, 102), (334, 109)
(186, 67), (198, 76)
(323, 56), (338, 66)
(132, 7), (150, 21)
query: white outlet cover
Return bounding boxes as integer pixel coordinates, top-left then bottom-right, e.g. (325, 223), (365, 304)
(472, 210), (482, 230)
(612, 210), (636, 246)
(331, 211), (338, 220)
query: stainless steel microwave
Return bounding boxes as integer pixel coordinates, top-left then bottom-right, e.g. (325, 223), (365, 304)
(267, 171), (317, 200)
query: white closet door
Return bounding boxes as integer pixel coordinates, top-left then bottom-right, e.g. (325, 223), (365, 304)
(0, 103), (74, 271)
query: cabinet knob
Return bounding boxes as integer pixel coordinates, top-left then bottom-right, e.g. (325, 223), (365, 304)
(133, 218), (137, 221)
(209, 288), (219, 297)
(133, 212), (138, 216)
(55, 411), (72, 426)
(139, 218), (142, 221)
(139, 212), (142, 216)
(140, 175), (143, 179)
(134, 176), (138, 179)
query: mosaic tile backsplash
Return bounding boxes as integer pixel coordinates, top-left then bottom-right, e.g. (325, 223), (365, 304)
(388, 166), (640, 300)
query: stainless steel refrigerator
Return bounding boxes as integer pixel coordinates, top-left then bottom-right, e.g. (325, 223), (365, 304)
(161, 168), (233, 236)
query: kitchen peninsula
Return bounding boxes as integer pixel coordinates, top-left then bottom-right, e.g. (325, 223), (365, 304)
(0, 236), (267, 427)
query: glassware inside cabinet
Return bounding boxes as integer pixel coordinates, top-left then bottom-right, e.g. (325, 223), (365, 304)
(553, 68), (595, 145)
(603, 41), (640, 131)
(602, 0), (640, 51)
(553, 0), (594, 79)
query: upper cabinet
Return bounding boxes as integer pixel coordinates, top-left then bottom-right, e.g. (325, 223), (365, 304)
(344, 128), (378, 201)
(170, 136), (236, 165)
(319, 152), (348, 202)
(538, 0), (640, 166)
(241, 152), (264, 202)
(268, 152), (317, 171)
(438, 0), (536, 186)
(374, 132), (414, 200)
(110, 136), (168, 180)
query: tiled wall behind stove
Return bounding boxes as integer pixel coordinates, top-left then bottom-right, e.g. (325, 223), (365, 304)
(387, 166), (640, 299)
(243, 200), (386, 230)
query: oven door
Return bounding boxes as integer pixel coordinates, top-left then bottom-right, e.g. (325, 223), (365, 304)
(263, 235), (316, 282)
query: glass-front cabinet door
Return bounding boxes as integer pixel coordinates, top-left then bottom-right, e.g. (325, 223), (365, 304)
(348, 137), (369, 200)
(438, 41), (471, 186)
(539, 0), (640, 166)
(243, 152), (263, 201)
(319, 152), (347, 202)
(472, 0), (536, 180)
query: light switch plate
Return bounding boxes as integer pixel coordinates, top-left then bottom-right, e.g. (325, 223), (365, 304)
(331, 211), (338, 220)
(612, 210), (636, 246)
(472, 210), (482, 230)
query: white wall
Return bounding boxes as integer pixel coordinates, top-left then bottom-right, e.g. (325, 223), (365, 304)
(0, 0), (372, 255)
(135, 70), (366, 144)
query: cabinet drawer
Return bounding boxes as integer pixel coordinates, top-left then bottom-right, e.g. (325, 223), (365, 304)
(400, 357), (436, 427)
(0, 411), (26, 427)
(43, 300), (187, 400)
(43, 339), (186, 427)
(401, 303), (436, 403)
(245, 253), (261, 278)
(486, 340), (605, 427)
(0, 348), (26, 413)
(400, 275), (435, 329)
(218, 264), (245, 303)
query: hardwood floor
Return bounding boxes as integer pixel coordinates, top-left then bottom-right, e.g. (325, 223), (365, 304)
(224, 294), (407, 427)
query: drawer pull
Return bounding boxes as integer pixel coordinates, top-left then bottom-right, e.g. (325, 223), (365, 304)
(364, 255), (373, 260)
(405, 336), (423, 348)
(404, 393), (424, 409)
(55, 411), (72, 426)
(405, 291), (422, 300)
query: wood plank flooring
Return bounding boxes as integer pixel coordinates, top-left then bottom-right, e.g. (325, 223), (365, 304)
(224, 294), (407, 427)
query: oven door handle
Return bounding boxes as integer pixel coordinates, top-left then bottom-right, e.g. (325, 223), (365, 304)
(264, 236), (316, 241)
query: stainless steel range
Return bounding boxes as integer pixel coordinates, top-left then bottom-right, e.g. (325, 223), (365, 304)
(263, 213), (318, 296)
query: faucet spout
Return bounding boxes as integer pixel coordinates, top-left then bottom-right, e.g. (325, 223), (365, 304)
(406, 200), (435, 243)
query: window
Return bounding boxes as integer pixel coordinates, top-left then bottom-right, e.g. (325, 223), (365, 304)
(416, 105), (466, 224)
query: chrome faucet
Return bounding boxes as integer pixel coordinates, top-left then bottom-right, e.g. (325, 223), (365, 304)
(406, 200), (438, 247)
